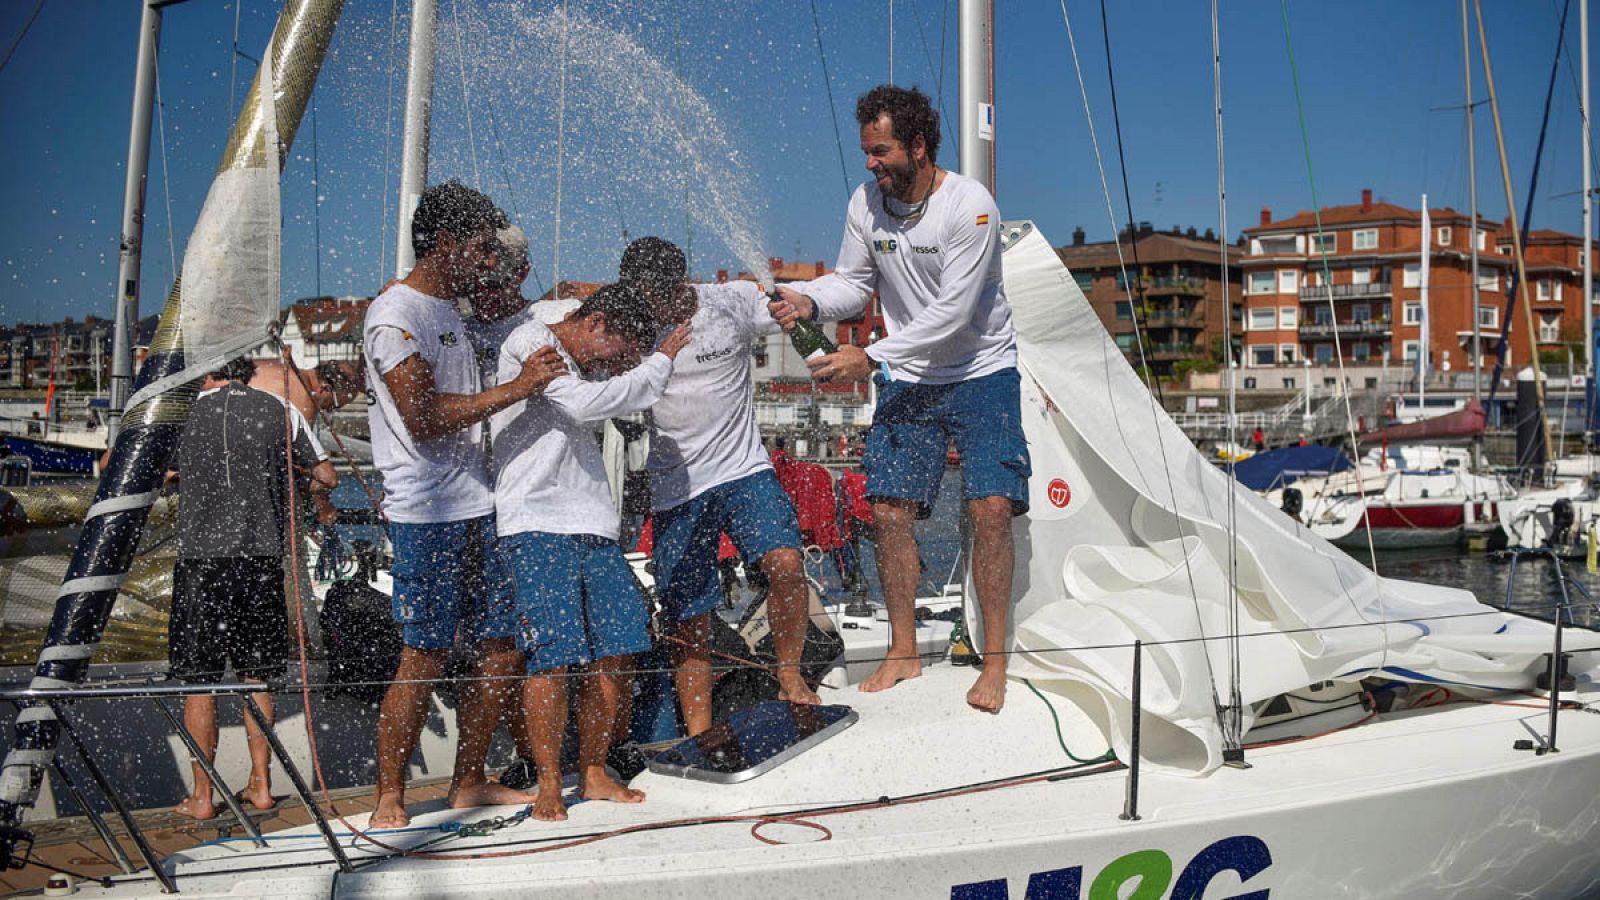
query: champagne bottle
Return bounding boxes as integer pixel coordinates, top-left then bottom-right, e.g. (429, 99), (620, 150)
(770, 290), (837, 361)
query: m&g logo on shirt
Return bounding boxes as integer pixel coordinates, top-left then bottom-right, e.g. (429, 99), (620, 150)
(440, 331), (459, 347)
(873, 239), (899, 254)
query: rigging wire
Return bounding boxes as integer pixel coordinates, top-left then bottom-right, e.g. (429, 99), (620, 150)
(1057, 0), (1223, 731)
(379, 0), (400, 284)
(311, 98), (323, 297)
(552, 0), (570, 291)
(1276, 0), (1388, 671)
(449, 0), (483, 188)
(809, 0), (854, 202)
(1210, 0), (1245, 757)
(227, 0), (244, 120)
(888, 0), (893, 84)
(911, 0), (958, 170)
(152, 47), (179, 276)
(0, 0), (44, 79)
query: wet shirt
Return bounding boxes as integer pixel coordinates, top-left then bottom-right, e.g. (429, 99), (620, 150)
(176, 383), (323, 559)
(363, 283), (492, 524)
(490, 321), (674, 540)
(793, 171), (1017, 385)
(646, 281), (780, 511)
(465, 298), (579, 389)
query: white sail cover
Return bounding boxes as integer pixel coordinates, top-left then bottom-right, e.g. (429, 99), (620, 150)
(175, 50), (282, 377)
(998, 222), (1593, 774)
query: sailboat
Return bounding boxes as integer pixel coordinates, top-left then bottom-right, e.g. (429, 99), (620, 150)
(4, 1), (1600, 897)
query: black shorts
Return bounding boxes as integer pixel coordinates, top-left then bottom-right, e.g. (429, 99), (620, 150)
(168, 557), (288, 684)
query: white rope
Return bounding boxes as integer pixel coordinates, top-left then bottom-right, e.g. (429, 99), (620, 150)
(1057, 0), (1223, 715)
(379, 0), (400, 283)
(152, 47), (178, 275)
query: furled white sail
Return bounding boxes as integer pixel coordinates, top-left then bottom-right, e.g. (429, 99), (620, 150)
(174, 49), (283, 380)
(994, 221), (1595, 774)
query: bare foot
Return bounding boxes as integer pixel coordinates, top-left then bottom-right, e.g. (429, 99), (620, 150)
(966, 661), (1007, 714)
(447, 778), (537, 811)
(237, 776), (275, 811)
(173, 793), (216, 821)
(370, 791), (410, 829)
(579, 769), (645, 805)
(777, 672), (821, 706)
(530, 779), (568, 822)
(859, 655), (922, 693)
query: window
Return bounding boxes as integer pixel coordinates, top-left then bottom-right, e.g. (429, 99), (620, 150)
(1403, 302), (1423, 325)
(1403, 341), (1421, 362)
(1402, 263), (1421, 288)
(1477, 306), (1498, 328)
(1352, 303), (1371, 323)
(1257, 235), (1298, 255)
(1073, 271), (1093, 292)
(1351, 266), (1373, 285)
(1476, 229), (1488, 251)
(1311, 233), (1336, 254)
(1115, 301), (1133, 320)
(1282, 377), (1297, 389)
(1352, 229), (1378, 251)
(1436, 226), (1452, 246)
(1353, 342), (1371, 362)
(1114, 333), (1137, 350)
(1497, 243), (1512, 256)
(1248, 308), (1276, 331)
(1537, 279), (1553, 301)
(1279, 307), (1298, 328)
(1278, 270), (1299, 294)
(1313, 306), (1333, 325)
(1248, 271), (1275, 295)
(1250, 345), (1276, 366)
(1476, 271), (1498, 292)
(1314, 344), (1334, 364)
(1116, 271), (1133, 290)
(1540, 315), (1561, 342)
(1280, 344), (1297, 364)
(1244, 376), (1259, 388)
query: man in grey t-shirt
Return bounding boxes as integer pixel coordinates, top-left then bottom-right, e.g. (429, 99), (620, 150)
(169, 361), (336, 820)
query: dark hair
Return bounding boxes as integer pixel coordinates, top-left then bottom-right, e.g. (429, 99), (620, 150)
(618, 236), (687, 292)
(574, 283), (656, 351)
(206, 357), (257, 384)
(411, 180), (505, 261)
(855, 85), (940, 164)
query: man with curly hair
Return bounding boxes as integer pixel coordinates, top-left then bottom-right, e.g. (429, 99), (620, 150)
(771, 85), (1029, 714)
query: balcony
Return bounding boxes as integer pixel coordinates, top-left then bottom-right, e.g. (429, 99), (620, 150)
(1144, 308), (1206, 328)
(1143, 276), (1207, 296)
(1299, 319), (1392, 339)
(1147, 342), (1208, 361)
(1298, 281), (1392, 302)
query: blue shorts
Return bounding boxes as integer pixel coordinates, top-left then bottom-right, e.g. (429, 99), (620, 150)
(500, 531), (651, 673)
(865, 367), (1031, 519)
(387, 515), (517, 650)
(653, 469), (801, 623)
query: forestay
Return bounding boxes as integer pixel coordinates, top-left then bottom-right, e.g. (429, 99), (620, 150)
(995, 221), (1598, 774)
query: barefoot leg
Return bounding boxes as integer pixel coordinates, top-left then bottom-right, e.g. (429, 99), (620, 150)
(577, 657), (645, 803)
(859, 499), (923, 693)
(667, 614), (713, 736)
(372, 646), (447, 828)
(523, 668), (569, 822)
(175, 694), (219, 819)
(966, 496), (1014, 714)
(448, 638), (535, 809)
(760, 548), (821, 706)
(239, 684), (275, 810)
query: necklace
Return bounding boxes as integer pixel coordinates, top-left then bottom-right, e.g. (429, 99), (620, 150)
(881, 168), (938, 225)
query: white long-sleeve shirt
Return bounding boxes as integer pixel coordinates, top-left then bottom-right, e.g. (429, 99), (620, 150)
(791, 171), (1017, 385)
(490, 320), (675, 540)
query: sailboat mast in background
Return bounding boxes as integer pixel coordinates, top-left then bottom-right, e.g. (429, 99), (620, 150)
(394, 0), (438, 279)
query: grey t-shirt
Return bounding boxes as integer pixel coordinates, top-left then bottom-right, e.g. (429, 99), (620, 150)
(177, 383), (323, 560)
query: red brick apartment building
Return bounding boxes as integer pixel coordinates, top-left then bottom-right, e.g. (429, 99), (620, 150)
(1241, 189), (1594, 375)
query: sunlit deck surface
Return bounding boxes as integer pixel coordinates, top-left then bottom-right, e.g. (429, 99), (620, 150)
(0, 774), (455, 896)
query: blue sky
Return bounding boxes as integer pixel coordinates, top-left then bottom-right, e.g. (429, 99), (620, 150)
(0, 0), (1594, 324)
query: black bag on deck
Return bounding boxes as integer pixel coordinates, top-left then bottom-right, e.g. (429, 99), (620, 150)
(320, 578), (403, 704)
(708, 589), (845, 721)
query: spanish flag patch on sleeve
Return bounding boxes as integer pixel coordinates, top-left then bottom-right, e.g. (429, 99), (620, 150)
(975, 214), (990, 226)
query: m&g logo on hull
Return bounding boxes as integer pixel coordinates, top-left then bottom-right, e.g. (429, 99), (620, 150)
(952, 835), (1272, 900)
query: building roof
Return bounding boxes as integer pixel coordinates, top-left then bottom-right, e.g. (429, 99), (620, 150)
(283, 296), (368, 345)
(1055, 230), (1242, 268)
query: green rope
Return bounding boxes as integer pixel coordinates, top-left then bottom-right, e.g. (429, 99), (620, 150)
(1023, 678), (1116, 765)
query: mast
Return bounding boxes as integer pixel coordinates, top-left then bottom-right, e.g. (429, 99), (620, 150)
(107, 0), (164, 443)
(1420, 195), (1431, 411)
(394, 0), (438, 278)
(1584, 0), (1594, 447)
(1464, 0), (1483, 462)
(958, 0), (993, 193)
